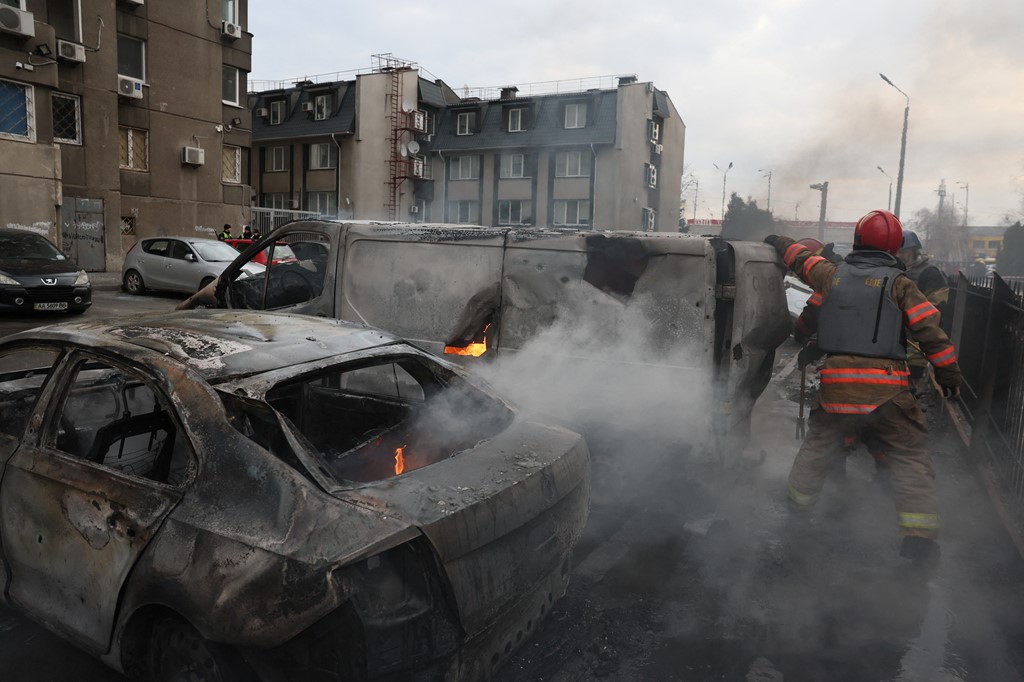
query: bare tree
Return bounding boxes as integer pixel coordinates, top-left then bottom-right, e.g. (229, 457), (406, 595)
(907, 206), (967, 263)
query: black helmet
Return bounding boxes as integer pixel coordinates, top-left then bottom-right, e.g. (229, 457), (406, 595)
(901, 230), (923, 251)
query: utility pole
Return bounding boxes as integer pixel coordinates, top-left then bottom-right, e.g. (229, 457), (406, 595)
(936, 179), (947, 214)
(692, 178), (699, 221)
(714, 162), (733, 222)
(957, 181), (969, 225)
(759, 168), (773, 212)
(810, 181), (829, 242)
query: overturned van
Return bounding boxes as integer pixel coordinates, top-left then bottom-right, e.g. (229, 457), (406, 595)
(181, 221), (791, 452)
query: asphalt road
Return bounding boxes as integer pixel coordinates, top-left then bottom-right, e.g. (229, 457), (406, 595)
(2, 289), (1024, 681)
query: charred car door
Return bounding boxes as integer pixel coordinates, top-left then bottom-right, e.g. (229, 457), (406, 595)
(0, 352), (189, 653)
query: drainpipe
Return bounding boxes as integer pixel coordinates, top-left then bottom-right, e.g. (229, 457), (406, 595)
(590, 143), (598, 229)
(331, 132), (343, 218)
(437, 150), (445, 222)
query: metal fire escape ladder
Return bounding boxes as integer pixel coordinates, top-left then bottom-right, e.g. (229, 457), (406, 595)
(386, 69), (404, 221)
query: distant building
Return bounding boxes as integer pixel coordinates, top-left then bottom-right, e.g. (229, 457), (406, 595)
(0, 0), (252, 270)
(966, 225), (1005, 259)
(248, 60), (685, 232)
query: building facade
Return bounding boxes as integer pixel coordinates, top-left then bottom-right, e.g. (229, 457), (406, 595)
(249, 64), (685, 233)
(0, 0), (252, 271)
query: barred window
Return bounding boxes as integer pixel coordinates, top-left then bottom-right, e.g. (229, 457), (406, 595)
(222, 144), (241, 183)
(118, 126), (148, 170)
(0, 78), (35, 142)
(120, 216), (136, 235)
(52, 93), (81, 145)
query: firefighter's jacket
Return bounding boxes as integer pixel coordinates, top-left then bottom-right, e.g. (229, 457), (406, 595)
(774, 237), (961, 415)
(904, 254), (950, 367)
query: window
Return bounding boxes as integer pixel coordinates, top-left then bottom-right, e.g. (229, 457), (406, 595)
(117, 35), (146, 81)
(314, 94), (331, 121)
(564, 102), (587, 129)
(509, 108), (524, 132)
(448, 201), (479, 224)
(646, 163), (658, 188)
(222, 65), (239, 105)
(120, 216), (136, 235)
(0, 0), (25, 9)
(500, 153), (524, 179)
(0, 79), (35, 142)
(555, 151), (589, 178)
(270, 100), (286, 125)
(988, 240), (1001, 249)
(267, 145), (289, 172)
(0, 349), (59, 442)
(262, 193), (288, 209)
(498, 200), (532, 226)
(456, 111), (475, 136)
(223, 0), (238, 24)
(306, 191), (337, 215)
(118, 126), (148, 171)
(309, 142), (337, 170)
(642, 207), (656, 231)
(48, 0), (82, 42)
(227, 231), (331, 310)
(553, 199), (591, 226)
(47, 358), (190, 485)
(449, 155), (480, 180)
(222, 144), (241, 183)
(52, 93), (81, 145)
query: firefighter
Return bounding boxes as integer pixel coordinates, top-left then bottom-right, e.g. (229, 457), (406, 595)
(898, 230), (950, 396)
(764, 209), (961, 570)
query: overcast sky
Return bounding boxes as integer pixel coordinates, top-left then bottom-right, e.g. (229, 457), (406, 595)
(250, 0), (1024, 226)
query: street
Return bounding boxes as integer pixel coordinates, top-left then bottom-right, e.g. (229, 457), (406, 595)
(1, 288), (1024, 681)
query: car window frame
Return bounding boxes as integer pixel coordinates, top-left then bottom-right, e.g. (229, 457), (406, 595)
(0, 342), (67, 450)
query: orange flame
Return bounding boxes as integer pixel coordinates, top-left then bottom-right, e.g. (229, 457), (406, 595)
(394, 445), (406, 475)
(444, 323), (491, 357)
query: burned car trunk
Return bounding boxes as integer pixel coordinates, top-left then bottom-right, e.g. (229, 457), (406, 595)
(0, 311), (589, 681)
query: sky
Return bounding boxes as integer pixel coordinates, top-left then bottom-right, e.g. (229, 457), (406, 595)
(249, 0), (1024, 226)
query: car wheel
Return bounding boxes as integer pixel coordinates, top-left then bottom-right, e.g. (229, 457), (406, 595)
(199, 276), (216, 291)
(145, 617), (254, 682)
(124, 269), (146, 295)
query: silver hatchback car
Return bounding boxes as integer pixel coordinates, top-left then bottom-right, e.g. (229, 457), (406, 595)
(121, 237), (264, 295)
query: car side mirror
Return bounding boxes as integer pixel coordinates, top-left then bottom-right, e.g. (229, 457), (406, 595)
(185, 253), (196, 262)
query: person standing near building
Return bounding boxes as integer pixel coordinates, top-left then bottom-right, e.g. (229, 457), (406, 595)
(898, 230), (950, 396)
(764, 209), (961, 569)
(219, 224), (233, 241)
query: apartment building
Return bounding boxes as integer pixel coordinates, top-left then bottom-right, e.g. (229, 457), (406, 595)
(249, 62), (685, 232)
(0, 0), (252, 271)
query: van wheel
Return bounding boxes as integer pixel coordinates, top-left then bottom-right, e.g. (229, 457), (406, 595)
(144, 617), (254, 682)
(123, 270), (146, 295)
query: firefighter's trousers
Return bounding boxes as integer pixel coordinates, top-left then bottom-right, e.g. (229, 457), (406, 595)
(786, 390), (938, 538)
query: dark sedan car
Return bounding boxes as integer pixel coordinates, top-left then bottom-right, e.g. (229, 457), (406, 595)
(0, 311), (590, 681)
(0, 229), (91, 314)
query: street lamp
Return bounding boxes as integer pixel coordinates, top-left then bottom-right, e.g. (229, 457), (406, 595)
(877, 166), (893, 212)
(810, 181), (829, 242)
(692, 178), (699, 221)
(713, 162), (732, 221)
(880, 73), (909, 218)
(758, 168), (773, 212)
(957, 181), (969, 226)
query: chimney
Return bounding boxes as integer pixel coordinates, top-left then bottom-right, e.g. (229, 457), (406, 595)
(618, 75), (638, 86)
(500, 86), (519, 100)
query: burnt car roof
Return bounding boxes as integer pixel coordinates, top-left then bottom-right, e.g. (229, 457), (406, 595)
(4, 310), (398, 381)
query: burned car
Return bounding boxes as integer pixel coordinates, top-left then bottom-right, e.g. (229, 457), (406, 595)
(0, 311), (590, 680)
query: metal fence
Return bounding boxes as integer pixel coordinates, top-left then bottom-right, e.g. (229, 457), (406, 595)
(249, 207), (322, 237)
(945, 273), (1024, 548)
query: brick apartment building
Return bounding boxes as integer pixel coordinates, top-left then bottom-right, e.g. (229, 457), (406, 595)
(248, 58), (686, 233)
(0, 0), (252, 271)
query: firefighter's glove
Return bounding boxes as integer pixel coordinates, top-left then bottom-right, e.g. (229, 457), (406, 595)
(798, 341), (823, 370)
(764, 234), (779, 247)
(941, 384), (960, 399)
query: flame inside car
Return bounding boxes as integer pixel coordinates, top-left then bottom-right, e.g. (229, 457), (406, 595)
(444, 323), (491, 357)
(395, 445), (406, 475)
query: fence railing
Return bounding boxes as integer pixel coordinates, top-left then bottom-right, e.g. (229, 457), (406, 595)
(946, 273), (1024, 551)
(249, 207), (322, 236)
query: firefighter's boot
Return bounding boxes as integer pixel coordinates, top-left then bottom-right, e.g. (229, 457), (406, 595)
(900, 535), (941, 574)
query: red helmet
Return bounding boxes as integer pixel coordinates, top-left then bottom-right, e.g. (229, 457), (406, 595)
(796, 237), (826, 254)
(854, 209), (903, 255)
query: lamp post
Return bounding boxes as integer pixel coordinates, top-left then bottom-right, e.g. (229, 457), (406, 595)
(713, 161), (732, 222)
(758, 168), (773, 212)
(877, 166), (893, 212)
(810, 181), (829, 242)
(880, 73), (909, 218)
(957, 181), (969, 226)
(692, 178), (699, 221)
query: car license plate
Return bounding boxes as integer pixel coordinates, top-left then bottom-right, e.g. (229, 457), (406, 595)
(34, 302), (68, 311)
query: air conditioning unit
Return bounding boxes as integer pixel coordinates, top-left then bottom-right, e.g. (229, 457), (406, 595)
(256, 107), (269, 117)
(57, 39), (86, 63)
(117, 75), (144, 99)
(412, 157), (425, 178)
(647, 120), (660, 143)
(300, 102), (314, 113)
(181, 146), (205, 166)
(409, 205), (419, 214)
(412, 110), (426, 131)
(0, 6), (34, 37)
(647, 164), (658, 188)
(654, 143), (664, 155)
(221, 21), (240, 40)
